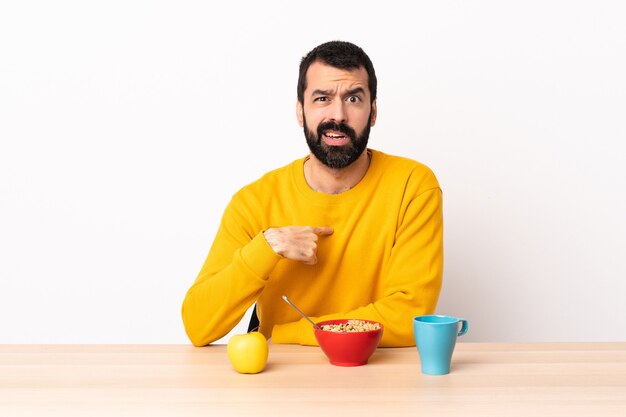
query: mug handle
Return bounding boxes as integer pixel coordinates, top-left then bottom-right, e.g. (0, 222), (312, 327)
(457, 319), (468, 336)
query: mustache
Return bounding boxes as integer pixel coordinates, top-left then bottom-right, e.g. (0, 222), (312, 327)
(316, 121), (357, 141)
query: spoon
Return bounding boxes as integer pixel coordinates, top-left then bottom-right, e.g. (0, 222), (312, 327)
(282, 295), (321, 330)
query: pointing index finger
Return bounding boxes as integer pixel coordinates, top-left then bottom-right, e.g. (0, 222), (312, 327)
(312, 226), (334, 236)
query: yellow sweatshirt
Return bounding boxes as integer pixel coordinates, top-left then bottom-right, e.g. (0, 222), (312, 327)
(182, 149), (443, 347)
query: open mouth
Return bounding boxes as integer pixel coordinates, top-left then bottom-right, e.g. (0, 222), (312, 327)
(322, 130), (349, 145)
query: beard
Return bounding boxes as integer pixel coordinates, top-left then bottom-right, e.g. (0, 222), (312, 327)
(303, 112), (372, 169)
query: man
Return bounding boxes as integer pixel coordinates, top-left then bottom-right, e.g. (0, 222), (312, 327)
(182, 41), (443, 347)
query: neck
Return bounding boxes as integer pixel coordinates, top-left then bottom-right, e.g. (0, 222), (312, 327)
(304, 149), (371, 194)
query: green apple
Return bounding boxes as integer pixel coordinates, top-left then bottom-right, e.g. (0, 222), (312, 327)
(227, 331), (269, 374)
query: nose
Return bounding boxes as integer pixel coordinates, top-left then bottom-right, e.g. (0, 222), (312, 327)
(328, 100), (347, 123)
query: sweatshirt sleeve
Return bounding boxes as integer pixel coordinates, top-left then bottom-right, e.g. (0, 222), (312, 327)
(272, 185), (443, 347)
(181, 194), (283, 346)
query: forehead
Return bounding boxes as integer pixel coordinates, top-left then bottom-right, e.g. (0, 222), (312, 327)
(305, 61), (370, 96)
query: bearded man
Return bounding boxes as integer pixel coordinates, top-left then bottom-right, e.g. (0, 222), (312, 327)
(182, 41), (443, 347)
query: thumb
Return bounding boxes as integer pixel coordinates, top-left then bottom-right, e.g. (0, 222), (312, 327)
(313, 226), (334, 236)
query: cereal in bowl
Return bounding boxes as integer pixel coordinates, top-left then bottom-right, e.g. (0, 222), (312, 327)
(320, 320), (381, 333)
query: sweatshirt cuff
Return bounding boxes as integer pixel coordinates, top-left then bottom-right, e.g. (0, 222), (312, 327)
(239, 232), (283, 280)
(271, 319), (318, 346)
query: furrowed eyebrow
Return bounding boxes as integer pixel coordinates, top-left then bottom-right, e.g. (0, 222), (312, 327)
(346, 87), (365, 96)
(311, 87), (366, 97)
(311, 89), (334, 97)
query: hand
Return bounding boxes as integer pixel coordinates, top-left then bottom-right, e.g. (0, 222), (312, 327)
(263, 226), (333, 265)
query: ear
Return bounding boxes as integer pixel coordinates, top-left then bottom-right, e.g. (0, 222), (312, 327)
(370, 99), (377, 127)
(296, 100), (304, 127)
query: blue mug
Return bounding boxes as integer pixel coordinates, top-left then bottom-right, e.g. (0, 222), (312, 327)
(413, 315), (468, 375)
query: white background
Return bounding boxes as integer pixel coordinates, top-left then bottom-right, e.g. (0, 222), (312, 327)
(1, 1), (625, 344)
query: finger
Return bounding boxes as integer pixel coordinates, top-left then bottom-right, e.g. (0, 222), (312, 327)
(302, 255), (318, 265)
(312, 226), (334, 236)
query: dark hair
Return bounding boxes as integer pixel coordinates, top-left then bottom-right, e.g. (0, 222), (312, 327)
(297, 41), (377, 104)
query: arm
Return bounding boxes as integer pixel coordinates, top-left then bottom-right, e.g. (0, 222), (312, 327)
(271, 187), (443, 347)
(181, 195), (282, 346)
(181, 195), (333, 346)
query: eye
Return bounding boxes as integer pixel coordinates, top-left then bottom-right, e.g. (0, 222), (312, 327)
(314, 97), (328, 102)
(347, 96), (360, 103)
